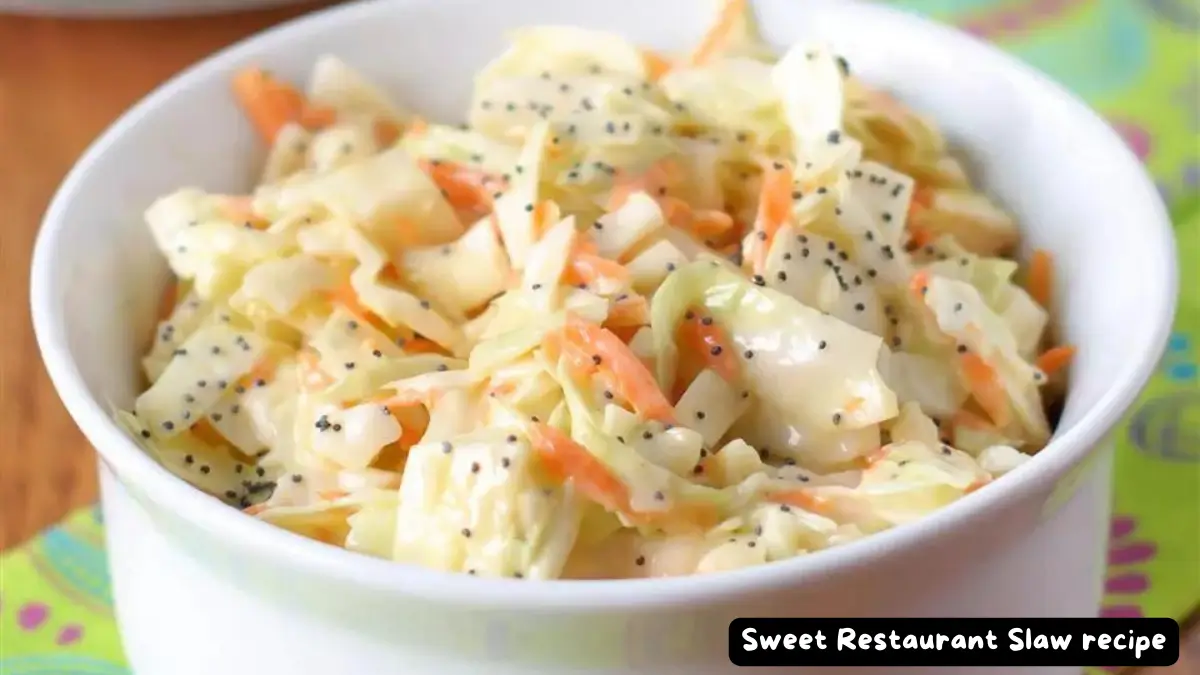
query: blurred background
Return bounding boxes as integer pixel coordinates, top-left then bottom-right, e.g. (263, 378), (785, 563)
(0, 0), (1195, 672)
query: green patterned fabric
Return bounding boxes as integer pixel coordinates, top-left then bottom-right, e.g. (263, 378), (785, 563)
(1, 3), (1196, 672)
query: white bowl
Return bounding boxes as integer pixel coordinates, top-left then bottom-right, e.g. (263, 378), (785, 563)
(0, 0), (310, 18)
(30, 1), (1177, 674)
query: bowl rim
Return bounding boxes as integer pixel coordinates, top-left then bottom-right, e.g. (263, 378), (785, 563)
(30, 0), (1178, 610)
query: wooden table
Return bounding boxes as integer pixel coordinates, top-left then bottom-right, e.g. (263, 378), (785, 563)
(0, 5), (1194, 673)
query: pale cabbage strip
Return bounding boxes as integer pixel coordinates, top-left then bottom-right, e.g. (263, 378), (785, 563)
(116, 11), (1061, 579)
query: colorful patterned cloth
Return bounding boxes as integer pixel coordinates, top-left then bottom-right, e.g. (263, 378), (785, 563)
(1, 2), (1196, 672)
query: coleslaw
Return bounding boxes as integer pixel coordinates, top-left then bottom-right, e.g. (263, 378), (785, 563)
(116, 0), (1073, 579)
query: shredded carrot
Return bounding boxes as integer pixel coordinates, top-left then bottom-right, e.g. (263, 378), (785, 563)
(910, 184), (935, 212)
(379, 264), (403, 283)
(298, 105), (338, 130)
(573, 238), (601, 257)
(156, 281), (178, 321)
(909, 270), (931, 298)
(392, 405), (430, 451)
(401, 337), (447, 356)
(1026, 249), (1054, 309)
(529, 422), (631, 514)
(747, 160), (794, 273)
(326, 283), (391, 334)
(231, 68), (333, 142)
(373, 442), (408, 473)
(641, 48), (674, 81)
(570, 253), (632, 287)
(317, 489), (349, 501)
(964, 477), (992, 494)
(553, 316), (677, 424)
(190, 420), (226, 446)
(374, 119), (401, 147)
(687, 209), (736, 239)
(658, 196), (694, 229)
(1035, 345), (1076, 376)
(531, 200), (556, 238)
(418, 159), (498, 214)
(605, 294), (650, 328)
(688, 0), (747, 67)
(243, 504), (269, 516)
(242, 356), (279, 388)
(766, 489), (829, 514)
(906, 224), (935, 251)
(675, 309), (740, 383)
(959, 352), (1011, 428)
(529, 422), (716, 530)
(669, 351), (705, 404)
(607, 325), (643, 345)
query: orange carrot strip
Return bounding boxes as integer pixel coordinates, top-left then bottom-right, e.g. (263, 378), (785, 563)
(529, 422), (632, 514)
(374, 119), (401, 147)
(418, 159), (498, 213)
(906, 224), (935, 251)
(326, 283), (391, 334)
(688, 0), (747, 67)
(559, 316), (676, 424)
(393, 405), (429, 450)
(747, 160), (794, 273)
(959, 352), (1011, 427)
(909, 270), (931, 298)
(659, 196), (694, 229)
(156, 281), (178, 321)
(401, 337), (448, 356)
(607, 325), (642, 345)
(605, 294), (650, 328)
(911, 184), (935, 211)
(964, 477), (992, 494)
(571, 253), (632, 287)
(687, 209), (736, 239)
(766, 489), (829, 514)
(675, 309), (740, 383)
(1035, 345), (1076, 376)
(190, 420), (226, 446)
(1026, 249), (1054, 309)
(242, 356), (279, 388)
(298, 105), (337, 130)
(231, 68), (332, 142)
(532, 200), (556, 238)
(641, 48), (673, 81)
